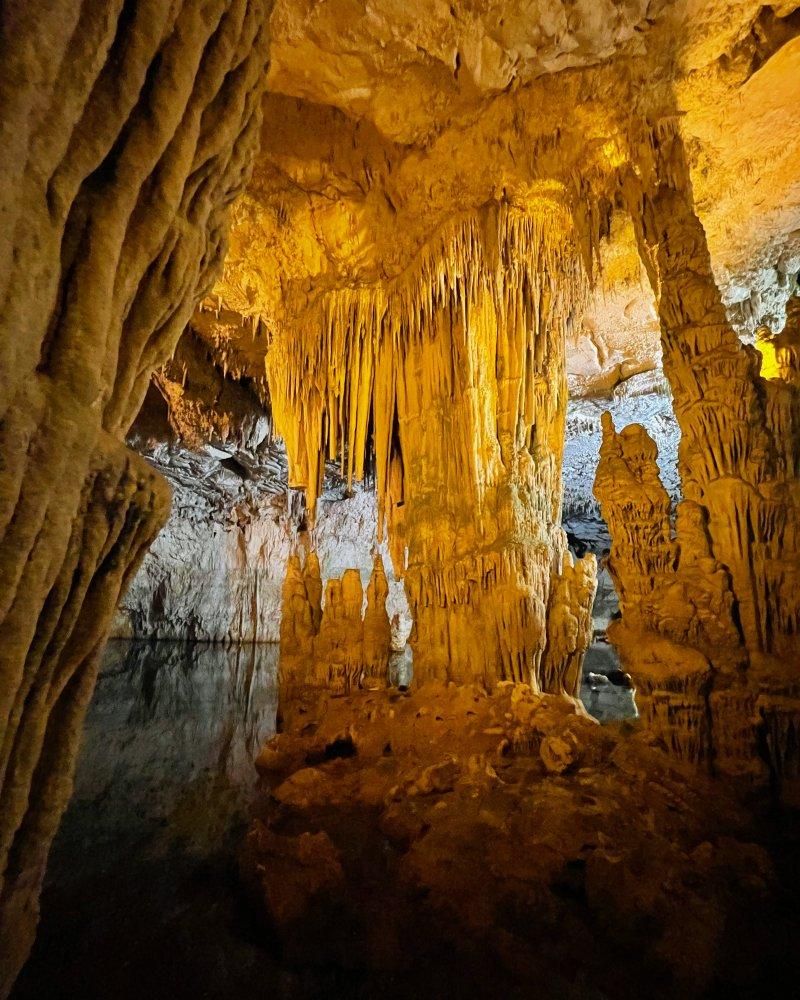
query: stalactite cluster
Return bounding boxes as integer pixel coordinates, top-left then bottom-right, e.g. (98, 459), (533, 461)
(268, 200), (596, 689)
(0, 1), (272, 991)
(595, 125), (800, 786)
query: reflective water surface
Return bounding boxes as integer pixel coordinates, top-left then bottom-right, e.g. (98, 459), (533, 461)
(13, 637), (634, 999)
(13, 640), (285, 1000)
(580, 641), (638, 724)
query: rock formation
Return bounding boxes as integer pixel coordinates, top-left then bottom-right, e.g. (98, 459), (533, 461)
(279, 552), (391, 694)
(595, 126), (800, 789)
(243, 679), (780, 998)
(268, 201), (597, 689)
(0, 2), (271, 990)
(4, 1), (800, 994)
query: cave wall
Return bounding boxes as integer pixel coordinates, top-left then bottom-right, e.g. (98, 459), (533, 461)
(0, 2), (272, 990)
(114, 486), (411, 649)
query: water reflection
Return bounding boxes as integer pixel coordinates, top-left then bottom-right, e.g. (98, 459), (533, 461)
(580, 641), (638, 724)
(73, 639), (279, 852)
(14, 635), (635, 1000)
(13, 640), (282, 1000)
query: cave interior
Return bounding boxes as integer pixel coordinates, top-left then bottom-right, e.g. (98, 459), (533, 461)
(1, 1), (800, 998)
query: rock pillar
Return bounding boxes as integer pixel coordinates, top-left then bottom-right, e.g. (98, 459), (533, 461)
(0, 2), (272, 989)
(270, 202), (596, 689)
(595, 125), (800, 780)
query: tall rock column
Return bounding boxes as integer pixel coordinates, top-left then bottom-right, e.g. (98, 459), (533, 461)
(0, 2), (272, 990)
(270, 202), (596, 690)
(595, 124), (800, 775)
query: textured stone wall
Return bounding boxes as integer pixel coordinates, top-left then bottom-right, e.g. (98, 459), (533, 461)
(0, 2), (271, 990)
(114, 485), (411, 648)
(595, 126), (800, 782)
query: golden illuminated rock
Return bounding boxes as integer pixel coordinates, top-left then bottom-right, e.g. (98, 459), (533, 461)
(244, 680), (777, 995)
(280, 551), (391, 693)
(595, 126), (800, 778)
(3, 2), (800, 993)
(264, 200), (597, 689)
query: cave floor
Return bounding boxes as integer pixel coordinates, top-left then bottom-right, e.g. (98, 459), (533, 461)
(11, 640), (800, 1000)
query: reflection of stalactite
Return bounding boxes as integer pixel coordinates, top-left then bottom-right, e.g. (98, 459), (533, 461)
(270, 200), (596, 688)
(595, 125), (800, 788)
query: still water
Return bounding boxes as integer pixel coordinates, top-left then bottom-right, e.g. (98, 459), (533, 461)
(13, 637), (633, 999)
(13, 640), (284, 1000)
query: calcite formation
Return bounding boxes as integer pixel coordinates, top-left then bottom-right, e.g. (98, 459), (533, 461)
(0, 1), (272, 991)
(3, 1), (800, 993)
(279, 551), (391, 694)
(264, 200), (597, 690)
(595, 126), (800, 787)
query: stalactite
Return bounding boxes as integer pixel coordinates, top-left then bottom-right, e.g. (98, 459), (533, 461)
(595, 125), (800, 782)
(268, 199), (596, 688)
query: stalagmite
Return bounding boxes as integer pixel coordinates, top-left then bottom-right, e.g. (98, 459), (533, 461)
(595, 126), (800, 783)
(541, 552), (598, 699)
(279, 552), (392, 694)
(0, 2), (272, 990)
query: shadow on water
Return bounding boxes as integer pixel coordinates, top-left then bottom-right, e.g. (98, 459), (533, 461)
(12, 640), (290, 1000)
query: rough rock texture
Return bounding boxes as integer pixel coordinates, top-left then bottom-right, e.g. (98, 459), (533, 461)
(563, 369), (680, 547)
(243, 681), (787, 998)
(114, 474), (411, 648)
(595, 126), (800, 788)
(279, 552), (392, 694)
(567, 213), (661, 398)
(0, 2), (271, 991)
(188, 0), (800, 699)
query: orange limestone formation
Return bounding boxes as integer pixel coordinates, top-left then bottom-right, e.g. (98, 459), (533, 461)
(269, 200), (596, 690)
(0, 1), (272, 991)
(280, 552), (391, 694)
(595, 126), (800, 787)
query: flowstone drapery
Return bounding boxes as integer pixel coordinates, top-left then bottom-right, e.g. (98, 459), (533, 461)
(269, 201), (597, 690)
(595, 126), (800, 784)
(0, 2), (271, 990)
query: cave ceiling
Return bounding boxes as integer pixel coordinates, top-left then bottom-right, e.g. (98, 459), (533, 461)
(147, 0), (800, 478)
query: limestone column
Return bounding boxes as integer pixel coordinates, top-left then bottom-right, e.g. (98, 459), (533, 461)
(595, 124), (800, 771)
(270, 201), (597, 690)
(0, 2), (272, 990)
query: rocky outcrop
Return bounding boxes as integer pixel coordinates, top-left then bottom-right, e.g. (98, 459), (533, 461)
(279, 552), (391, 694)
(114, 478), (410, 648)
(563, 369), (680, 548)
(0, 2), (272, 990)
(243, 680), (778, 998)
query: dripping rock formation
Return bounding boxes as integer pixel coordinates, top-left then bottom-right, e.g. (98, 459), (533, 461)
(0, 0), (272, 991)
(595, 128), (800, 793)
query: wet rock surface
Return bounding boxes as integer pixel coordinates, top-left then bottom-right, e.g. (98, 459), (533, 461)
(243, 682), (800, 999)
